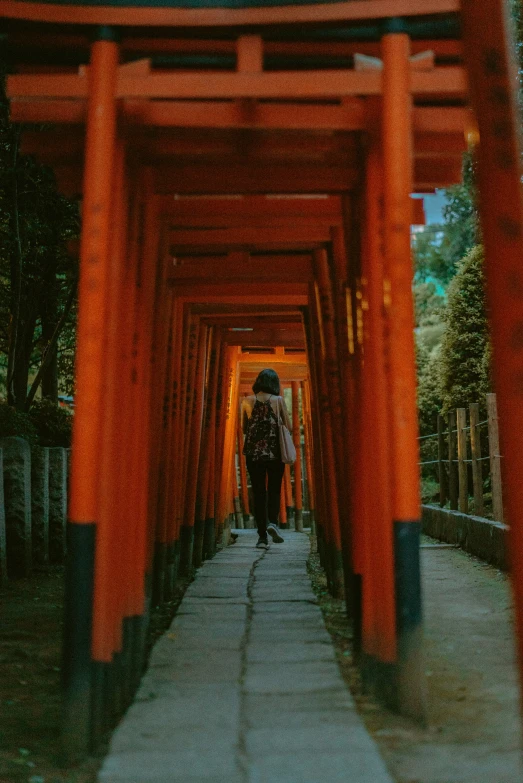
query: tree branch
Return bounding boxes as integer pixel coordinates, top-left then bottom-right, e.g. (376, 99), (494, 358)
(25, 277), (77, 411)
(6, 127), (23, 405)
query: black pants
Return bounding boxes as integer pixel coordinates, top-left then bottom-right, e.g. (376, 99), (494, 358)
(246, 459), (285, 538)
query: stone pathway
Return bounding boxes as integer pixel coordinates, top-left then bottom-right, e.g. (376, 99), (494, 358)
(99, 530), (394, 783)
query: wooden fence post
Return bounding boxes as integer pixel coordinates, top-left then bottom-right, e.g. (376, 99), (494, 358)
(469, 403), (484, 517)
(437, 414), (447, 508)
(456, 409), (468, 514)
(487, 393), (504, 522)
(448, 410), (458, 510)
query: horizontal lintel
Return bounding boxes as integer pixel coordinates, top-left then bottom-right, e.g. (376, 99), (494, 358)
(8, 66), (466, 100)
(10, 99), (471, 138)
(1, 0), (461, 29)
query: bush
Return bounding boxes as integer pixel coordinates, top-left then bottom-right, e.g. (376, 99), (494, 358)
(0, 403), (38, 445)
(28, 399), (73, 448)
(439, 244), (491, 414)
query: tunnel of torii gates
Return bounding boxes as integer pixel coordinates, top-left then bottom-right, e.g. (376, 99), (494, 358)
(4, 0), (523, 757)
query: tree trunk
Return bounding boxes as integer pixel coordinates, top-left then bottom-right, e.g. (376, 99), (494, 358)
(25, 279), (77, 412)
(6, 130), (23, 406)
(41, 350), (58, 402)
(12, 312), (36, 411)
(40, 263), (59, 403)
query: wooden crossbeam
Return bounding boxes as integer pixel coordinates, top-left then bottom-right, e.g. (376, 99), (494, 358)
(167, 214), (341, 229)
(159, 196), (342, 221)
(36, 157), (461, 197)
(1, 0), (461, 28)
(192, 305), (300, 315)
(8, 67), (466, 100)
(209, 318), (303, 329)
(10, 99), (471, 134)
(18, 126), (464, 166)
(6, 29), (463, 61)
(123, 37), (463, 60)
(168, 225), (331, 249)
(170, 256), (313, 281)
(155, 163), (357, 194)
(170, 282), (308, 304)
(238, 352), (307, 363)
(222, 329), (305, 348)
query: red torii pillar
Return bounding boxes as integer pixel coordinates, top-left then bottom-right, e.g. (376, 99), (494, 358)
(382, 27), (425, 719)
(63, 29), (118, 757)
(461, 0), (523, 713)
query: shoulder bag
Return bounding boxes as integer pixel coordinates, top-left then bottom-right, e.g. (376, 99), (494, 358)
(277, 397), (297, 464)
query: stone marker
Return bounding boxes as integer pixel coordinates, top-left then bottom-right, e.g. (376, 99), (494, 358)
(0, 449), (7, 585)
(49, 446), (67, 563)
(0, 437), (32, 577)
(31, 445), (50, 565)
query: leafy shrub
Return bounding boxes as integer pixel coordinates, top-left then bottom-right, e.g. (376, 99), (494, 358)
(28, 399), (73, 448)
(0, 403), (38, 445)
(439, 244), (491, 414)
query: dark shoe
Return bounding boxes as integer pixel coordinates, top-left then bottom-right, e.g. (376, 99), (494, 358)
(230, 532), (239, 544)
(267, 524), (284, 543)
(256, 536), (269, 549)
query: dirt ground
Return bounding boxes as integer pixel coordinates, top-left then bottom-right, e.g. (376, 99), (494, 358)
(308, 536), (522, 783)
(0, 567), (191, 783)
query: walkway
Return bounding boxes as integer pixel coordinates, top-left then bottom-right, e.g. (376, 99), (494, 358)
(98, 531), (393, 783)
(359, 541), (521, 783)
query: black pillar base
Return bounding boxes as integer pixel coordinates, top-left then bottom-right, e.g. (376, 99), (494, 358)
(61, 522), (96, 762)
(394, 520), (426, 722)
(193, 519), (205, 568)
(349, 572), (363, 657)
(120, 616), (134, 709)
(130, 613), (145, 692)
(152, 541), (167, 606)
(90, 661), (110, 751)
(165, 539), (180, 599)
(203, 517), (216, 560)
(179, 525), (195, 576)
(316, 522), (326, 568)
(327, 544), (345, 599)
(361, 653), (399, 711)
(216, 522), (224, 550)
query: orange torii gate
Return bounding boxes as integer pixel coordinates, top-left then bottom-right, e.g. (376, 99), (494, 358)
(4, 0), (523, 758)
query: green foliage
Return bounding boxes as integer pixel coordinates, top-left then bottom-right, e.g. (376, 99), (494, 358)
(417, 345), (443, 438)
(413, 152), (478, 290)
(510, 0), (523, 75)
(0, 402), (37, 444)
(415, 281), (446, 354)
(439, 245), (491, 414)
(28, 399), (72, 448)
(439, 152), (479, 269)
(0, 69), (80, 409)
(412, 226), (451, 287)
(417, 343), (443, 480)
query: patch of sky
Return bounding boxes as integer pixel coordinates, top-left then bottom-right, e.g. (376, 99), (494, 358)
(411, 189), (447, 226)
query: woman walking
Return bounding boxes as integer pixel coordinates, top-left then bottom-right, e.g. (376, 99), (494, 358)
(241, 369), (291, 548)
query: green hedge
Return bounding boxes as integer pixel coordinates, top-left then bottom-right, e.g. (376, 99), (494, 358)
(0, 400), (72, 448)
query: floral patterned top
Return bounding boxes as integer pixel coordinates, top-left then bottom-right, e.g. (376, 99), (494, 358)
(243, 396), (281, 461)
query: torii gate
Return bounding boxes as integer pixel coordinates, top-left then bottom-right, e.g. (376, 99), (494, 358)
(3, 0), (523, 758)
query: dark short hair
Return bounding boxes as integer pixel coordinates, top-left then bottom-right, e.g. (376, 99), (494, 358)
(253, 369), (280, 396)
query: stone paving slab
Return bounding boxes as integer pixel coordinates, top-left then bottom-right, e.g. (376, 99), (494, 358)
(98, 530), (394, 783)
(245, 723), (379, 755)
(244, 661), (343, 694)
(249, 750), (392, 783)
(246, 641), (335, 663)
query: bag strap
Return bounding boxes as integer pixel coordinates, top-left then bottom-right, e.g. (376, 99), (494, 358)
(277, 396), (284, 426)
